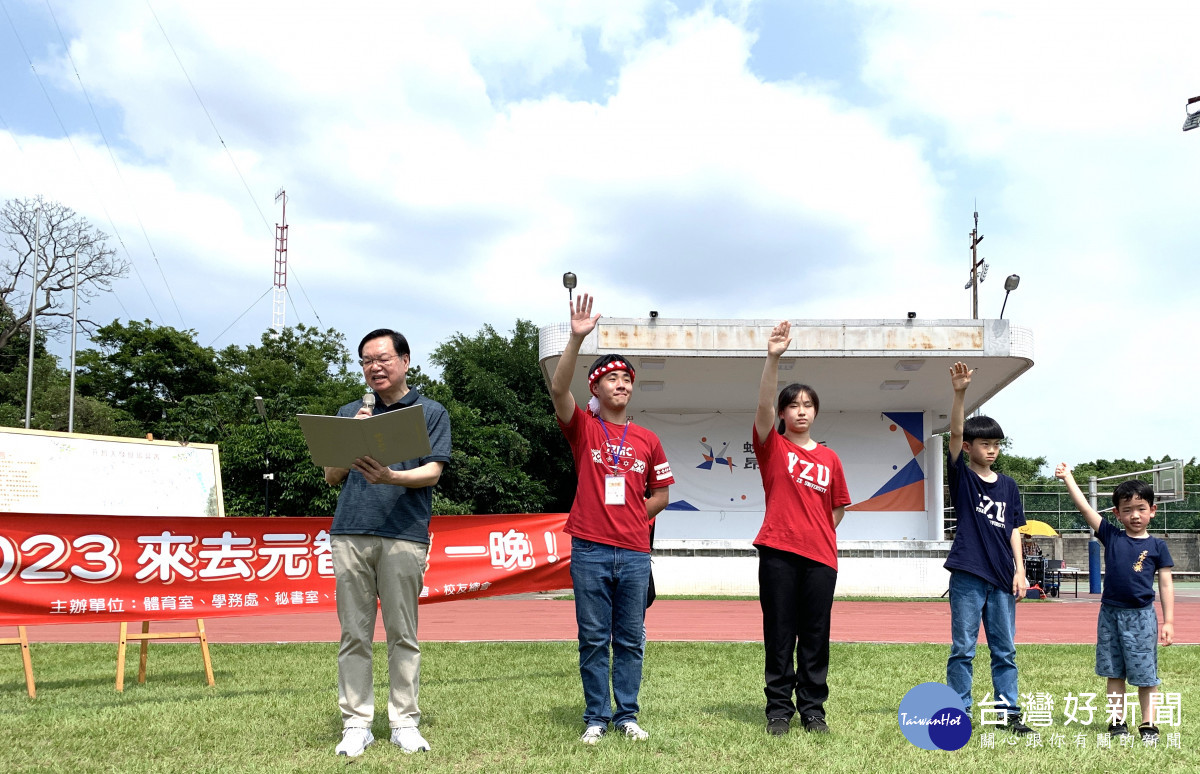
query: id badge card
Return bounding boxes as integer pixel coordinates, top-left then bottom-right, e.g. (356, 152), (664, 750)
(605, 474), (627, 505)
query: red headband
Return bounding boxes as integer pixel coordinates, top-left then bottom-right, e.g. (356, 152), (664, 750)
(588, 359), (634, 387)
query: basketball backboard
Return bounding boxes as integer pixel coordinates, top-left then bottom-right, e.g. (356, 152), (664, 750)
(1153, 459), (1186, 504)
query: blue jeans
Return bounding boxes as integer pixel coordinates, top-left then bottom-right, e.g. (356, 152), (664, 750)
(570, 537), (651, 727)
(947, 570), (1021, 715)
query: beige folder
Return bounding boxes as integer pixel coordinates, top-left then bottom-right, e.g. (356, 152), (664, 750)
(296, 405), (432, 468)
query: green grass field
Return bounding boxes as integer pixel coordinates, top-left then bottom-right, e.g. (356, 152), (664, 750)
(1, 641), (1195, 773)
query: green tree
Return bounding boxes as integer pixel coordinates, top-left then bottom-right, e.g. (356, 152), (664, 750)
(71, 320), (363, 516)
(158, 325), (362, 442)
(0, 319), (139, 436)
(991, 439), (1049, 485)
(427, 320), (574, 515)
(217, 421), (341, 517)
(75, 320), (220, 435)
(940, 434), (1049, 485)
(1067, 456), (1189, 483)
(219, 327), (362, 516)
(421, 379), (549, 514)
(216, 324), (363, 418)
(164, 325), (364, 516)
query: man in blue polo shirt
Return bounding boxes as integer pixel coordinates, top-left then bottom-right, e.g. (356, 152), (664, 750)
(324, 328), (451, 757)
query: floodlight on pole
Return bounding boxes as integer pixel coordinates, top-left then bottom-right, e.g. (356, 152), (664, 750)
(1184, 96), (1200, 132)
(563, 272), (577, 302)
(1000, 274), (1021, 319)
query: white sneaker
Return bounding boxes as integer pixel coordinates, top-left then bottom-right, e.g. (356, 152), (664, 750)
(335, 727), (374, 757)
(391, 726), (431, 753)
(619, 721), (649, 741)
(580, 725), (607, 745)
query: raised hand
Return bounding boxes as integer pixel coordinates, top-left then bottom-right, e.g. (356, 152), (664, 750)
(767, 320), (791, 357)
(570, 293), (601, 338)
(1054, 462), (1071, 481)
(949, 361), (973, 393)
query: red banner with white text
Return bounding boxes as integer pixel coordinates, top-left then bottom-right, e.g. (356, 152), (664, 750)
(0, 513), (571, 626)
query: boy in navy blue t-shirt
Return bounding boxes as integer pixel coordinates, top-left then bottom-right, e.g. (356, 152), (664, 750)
(943, 362), (1030, 734)
(1055, 465), (1175, 741)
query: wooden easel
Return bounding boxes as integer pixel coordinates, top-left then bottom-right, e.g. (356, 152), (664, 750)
(0, 626), (36, 698)
(116, 620), (215, 692)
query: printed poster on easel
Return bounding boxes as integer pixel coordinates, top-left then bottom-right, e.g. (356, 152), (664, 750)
(0, 427), (223, 517)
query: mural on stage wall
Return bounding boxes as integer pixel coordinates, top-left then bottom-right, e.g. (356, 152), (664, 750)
(638, 411), (926, 515)
(845, 411), (926, 513)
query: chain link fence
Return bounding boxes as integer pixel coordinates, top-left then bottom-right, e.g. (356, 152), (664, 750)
(944, 484), (1200, 533)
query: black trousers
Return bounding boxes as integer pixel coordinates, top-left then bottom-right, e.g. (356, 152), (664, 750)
(758, 545), (838, 721)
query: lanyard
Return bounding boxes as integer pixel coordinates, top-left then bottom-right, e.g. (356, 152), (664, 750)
(598, 417), (631, 473)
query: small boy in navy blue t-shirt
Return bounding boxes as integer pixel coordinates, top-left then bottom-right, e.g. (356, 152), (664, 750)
(1056, 464), (1175, 741)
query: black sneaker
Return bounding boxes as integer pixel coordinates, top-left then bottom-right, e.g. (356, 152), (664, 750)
(766, 717), (790, 736)
(1005, 715), (1032, 735)
(1138, 723), (1159, 742)
(1108, 721), (1129, 738)
(801, 714), (829, 733)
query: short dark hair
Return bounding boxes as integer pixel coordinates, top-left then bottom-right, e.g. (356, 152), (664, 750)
(1112, 479), (1155, 509)
(587, 354), (635, 387)
(963, 415), (1004, 443)
(358, 329), (410, 359)
(776, 383), (819, 435)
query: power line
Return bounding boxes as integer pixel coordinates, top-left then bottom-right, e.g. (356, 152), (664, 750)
(288, 266), (323, 326)
(206, 286), (272, 348)
(283, 287), (301, 325)
(1, 0), (166, 323)
(146, 1), (325, 330)
(44, 0), (184, 327)
(145, 0), (273, 236)
(2, 106), (134, 320)
(0, 109), (25, 152)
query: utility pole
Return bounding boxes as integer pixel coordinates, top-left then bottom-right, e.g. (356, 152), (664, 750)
(69, 250), (79, 432)
(272, 189), (288, 335)
(24, 202), (41, 429)
(966, 208), (988, 319)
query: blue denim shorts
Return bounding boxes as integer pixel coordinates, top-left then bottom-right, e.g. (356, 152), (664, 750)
(1096, 604), (1159, 687)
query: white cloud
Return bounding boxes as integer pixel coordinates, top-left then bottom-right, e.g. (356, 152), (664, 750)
(848, 0), (1200, 464)
(4, 0), (1197, 466)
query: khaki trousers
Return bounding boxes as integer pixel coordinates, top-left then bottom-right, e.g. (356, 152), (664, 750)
(332, 534), (427, 728)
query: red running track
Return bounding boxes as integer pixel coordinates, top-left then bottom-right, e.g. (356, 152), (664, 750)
(11, 593), (1198, 645)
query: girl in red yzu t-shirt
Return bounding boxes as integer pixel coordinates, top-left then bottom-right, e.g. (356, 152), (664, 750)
(752, 320), (851, 737)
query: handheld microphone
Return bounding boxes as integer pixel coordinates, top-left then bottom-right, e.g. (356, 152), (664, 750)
(362, 391), (376, 414)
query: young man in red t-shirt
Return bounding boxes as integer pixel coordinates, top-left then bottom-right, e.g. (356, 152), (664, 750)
(549, 293), (675, 745)
(753, 321), (851, 736)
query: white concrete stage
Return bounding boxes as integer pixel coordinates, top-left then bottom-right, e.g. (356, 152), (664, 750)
(539, 316), (1033, 595)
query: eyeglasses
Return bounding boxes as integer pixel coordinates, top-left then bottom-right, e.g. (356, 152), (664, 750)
(359, 355), (396, 368)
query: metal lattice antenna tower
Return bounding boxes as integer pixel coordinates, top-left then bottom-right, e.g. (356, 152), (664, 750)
(272, 189), (288, 334)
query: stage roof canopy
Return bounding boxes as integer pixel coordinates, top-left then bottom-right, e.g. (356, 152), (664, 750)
(538, 317), (1034, 433)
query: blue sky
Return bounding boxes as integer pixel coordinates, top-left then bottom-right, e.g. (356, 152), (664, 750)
(2, 0), (1199, 469)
